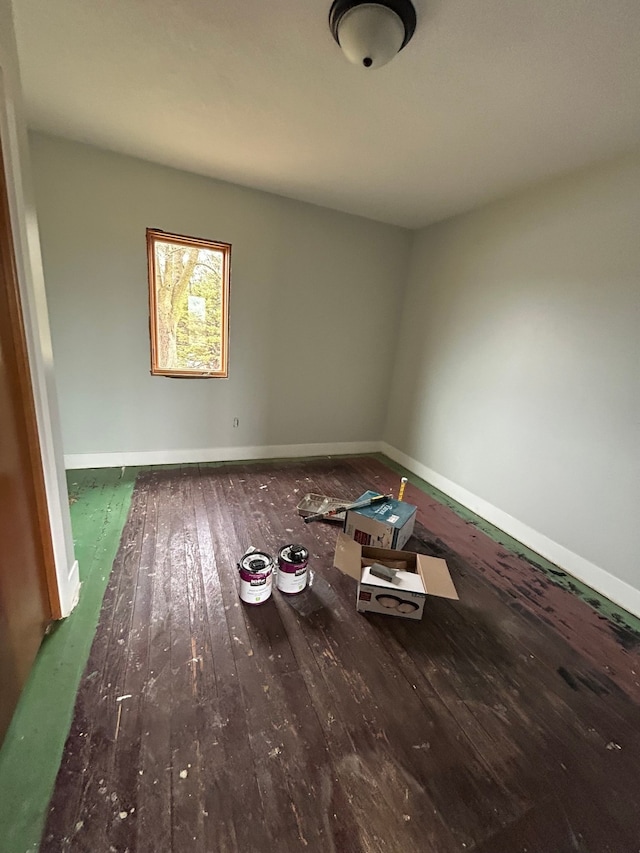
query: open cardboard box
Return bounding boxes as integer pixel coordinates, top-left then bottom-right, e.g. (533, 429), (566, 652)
(333, 532), (459, 621)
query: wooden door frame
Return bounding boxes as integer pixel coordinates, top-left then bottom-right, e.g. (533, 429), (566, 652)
(0, 132), (61, 619)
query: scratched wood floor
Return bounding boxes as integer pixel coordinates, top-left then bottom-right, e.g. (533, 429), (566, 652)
(41, 457), (640, 852)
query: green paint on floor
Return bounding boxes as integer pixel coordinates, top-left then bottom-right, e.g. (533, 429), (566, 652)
(0, 467), (139, 853)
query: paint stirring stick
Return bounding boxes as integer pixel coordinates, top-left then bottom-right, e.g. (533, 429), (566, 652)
(303, 493), (391, 524)
(398, 477), (408, 502)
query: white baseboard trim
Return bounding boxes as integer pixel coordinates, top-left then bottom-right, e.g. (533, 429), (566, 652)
(64, 441), (382, 471)
(381, 442), (640, 618)
(59, 559), (80, 618)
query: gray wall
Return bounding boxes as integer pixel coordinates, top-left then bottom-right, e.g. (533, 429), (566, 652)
(30, 133), (410, 456)
(385, 151), (640, 588)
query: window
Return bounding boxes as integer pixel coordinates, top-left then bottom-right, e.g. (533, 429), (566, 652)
(147, 228), (230, 377)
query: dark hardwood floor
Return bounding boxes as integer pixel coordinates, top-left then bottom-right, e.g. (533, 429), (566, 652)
(41, 457), (640, 852)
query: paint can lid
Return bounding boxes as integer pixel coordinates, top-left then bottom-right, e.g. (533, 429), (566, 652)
(281, 544), (308, 564)
(239, 551), (273, 572)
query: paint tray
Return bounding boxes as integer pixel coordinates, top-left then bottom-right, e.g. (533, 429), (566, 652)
(296, 493), (351, 523)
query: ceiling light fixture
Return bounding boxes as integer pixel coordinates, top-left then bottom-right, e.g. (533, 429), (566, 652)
(329, 0), (417, 70)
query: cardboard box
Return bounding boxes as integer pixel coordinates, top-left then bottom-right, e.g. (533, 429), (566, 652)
(344, 490), (417, 550)
(333, 532), (459, 621)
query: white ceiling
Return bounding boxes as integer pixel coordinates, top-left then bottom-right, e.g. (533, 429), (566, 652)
(12, 0), (640, 228)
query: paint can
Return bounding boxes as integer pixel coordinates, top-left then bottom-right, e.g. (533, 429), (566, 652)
(276, 544), (309, 595)
(238, 551), (274, 605)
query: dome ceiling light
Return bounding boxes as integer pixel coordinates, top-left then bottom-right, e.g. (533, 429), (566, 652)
(328, 0), (417, 70)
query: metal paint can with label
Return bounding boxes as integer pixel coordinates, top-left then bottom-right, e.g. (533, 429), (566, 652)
(238, 551), (274, 605)
(276, 544), (309, 594)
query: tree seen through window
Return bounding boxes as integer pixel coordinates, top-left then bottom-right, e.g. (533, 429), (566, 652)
(147, 230), (230, 377)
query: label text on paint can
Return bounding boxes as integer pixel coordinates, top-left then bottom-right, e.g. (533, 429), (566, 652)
(238, 552), (273, 605)
(277, 544), (309, 595)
